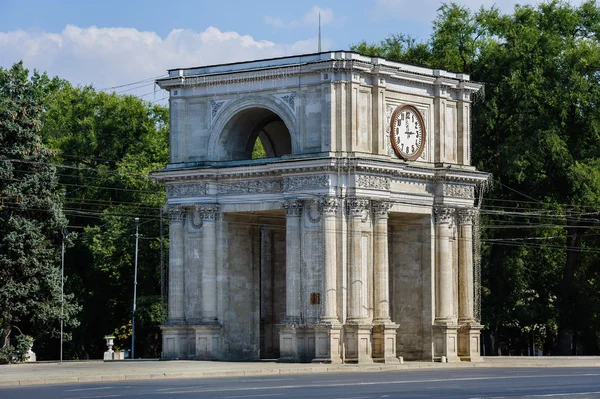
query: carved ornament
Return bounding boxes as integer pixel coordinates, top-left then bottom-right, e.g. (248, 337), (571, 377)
(458, 208), (477, 225)
(217, 179), (282, 195)
(372, 201), (393, 219)
(164, 205), (186, 223)
(283, 175), (329, 191)
(196, 204), (220, 221)
(283, 199), (303, 216)
(166, 183), (208, 198)
(346, 197), (370, 218)
(318, 196), (339, 217)
(356, 175), (391, 191)
(433, 206), (455, 224)
(443, 183), (475, 199)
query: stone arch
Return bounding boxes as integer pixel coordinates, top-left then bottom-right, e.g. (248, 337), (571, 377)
(208, 95), (298, 162)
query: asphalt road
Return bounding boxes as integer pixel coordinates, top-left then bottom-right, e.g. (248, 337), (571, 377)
(1, 367), (600, 399)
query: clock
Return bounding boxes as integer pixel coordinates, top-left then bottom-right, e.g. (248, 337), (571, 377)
(390, 104), (426, 161)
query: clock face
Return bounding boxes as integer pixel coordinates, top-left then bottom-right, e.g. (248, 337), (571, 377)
(390, 105), (426, 161)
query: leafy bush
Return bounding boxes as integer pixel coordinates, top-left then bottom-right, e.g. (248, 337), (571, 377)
(0, 335), (33, 364)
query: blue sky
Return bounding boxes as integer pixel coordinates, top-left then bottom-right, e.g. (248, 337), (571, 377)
(0, 0), (582, 99)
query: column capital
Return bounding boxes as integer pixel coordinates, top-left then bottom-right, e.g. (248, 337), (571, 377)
(457, 208), (477, 225)
(196, 204), (220, 221)
(318, 196), (339, 217)
(164, 205), (186, 223)
(433, 206), (455, 224)
(346, 196), (370, 218)
(283, 199), (303, 216)
(372, 201), (393, 220)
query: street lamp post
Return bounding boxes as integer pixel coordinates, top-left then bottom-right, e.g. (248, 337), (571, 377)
(60, 227), (68, 364)
(131, 218), (139, 359)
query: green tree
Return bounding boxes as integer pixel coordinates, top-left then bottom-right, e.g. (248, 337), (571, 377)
(40, 84), (168, 359)
(0, 62), (79, 359)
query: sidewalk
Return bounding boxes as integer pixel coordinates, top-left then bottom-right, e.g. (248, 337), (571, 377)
(1, 357), (599, 387)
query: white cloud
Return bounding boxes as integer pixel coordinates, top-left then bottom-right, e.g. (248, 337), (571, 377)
(264, 6), (343, 28)
(0, 25), (325, 97)
(370, 0), (587, 24)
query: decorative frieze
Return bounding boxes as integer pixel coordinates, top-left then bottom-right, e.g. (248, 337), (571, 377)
(318, 196), (340, 217)
(356, 175), (391, 190)
(167, 183), (208, 198)
(218, 179), (282, 195)
(283, 175), (329, 191)
(433, 206), (455, 224)
(372, 201), (393, 219)
(443, 184), (475, 199)
(283, 199), (303, 216)
(346, 197), (370, 218)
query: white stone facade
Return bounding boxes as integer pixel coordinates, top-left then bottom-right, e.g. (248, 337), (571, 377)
(154, 51), (488, 363)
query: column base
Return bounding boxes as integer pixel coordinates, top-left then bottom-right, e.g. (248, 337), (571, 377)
(433, 322), (460, 362)
(344, 324), (373, 363)
(372, 323), (400, 364)
(193, 324), (222, 360)
(160, 325), (192, 360)
(313, 324), (343, 364)
(458, 322), (483, 362)
(279, 325), (299, 362)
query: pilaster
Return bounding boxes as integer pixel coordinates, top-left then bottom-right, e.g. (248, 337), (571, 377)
(198, 204), (220, 324)
(371, 201), (399, 363)
(457, 208), (482, 361)
(165, 206), (186, 324)
(344, 197), (373, 363)
(433, 206), (459, 362)
(280, 199), (303, 362)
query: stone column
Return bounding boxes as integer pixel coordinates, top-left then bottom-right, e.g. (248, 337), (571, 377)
(160, 205), (187, 360)
(344, 197), (373, 363)
(195, 204), (221, 360)
(457, 208), (483, 361)
(280, 199), (303, 362)
(167, 206), (186, 323)
(198, 204), (219, 323)
(371, 201), (399, 363)
(433, 206), (459, 362)
(313, 196), (342, 363)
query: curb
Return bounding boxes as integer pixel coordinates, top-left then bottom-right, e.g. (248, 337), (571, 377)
(2, 361), (600, 387)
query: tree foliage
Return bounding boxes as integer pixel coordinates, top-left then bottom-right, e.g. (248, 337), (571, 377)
(39, 84), (169, 359)
(353, 0), (600, 355)
(0, 62), (79, 358)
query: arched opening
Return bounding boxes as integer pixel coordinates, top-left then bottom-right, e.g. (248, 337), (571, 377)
(218, 107), (292, 161)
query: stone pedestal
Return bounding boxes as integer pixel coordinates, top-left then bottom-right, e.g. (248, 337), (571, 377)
(160, 325), (191, 360)
(433, 323), (460, 362)
(279, 325), (299, 362)
(458, 323), (483, 362)
(296, 327), (315, 362)
(194, 324), (221, 360)
(372, 323), (399, 363)
(344, 324), (373, 363)
(313, 324), (342, 363)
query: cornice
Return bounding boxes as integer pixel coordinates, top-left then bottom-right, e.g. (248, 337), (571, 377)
(153, 157), (490, 187)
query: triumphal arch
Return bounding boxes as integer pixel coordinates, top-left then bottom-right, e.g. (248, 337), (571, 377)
(154, 51), (488, 363)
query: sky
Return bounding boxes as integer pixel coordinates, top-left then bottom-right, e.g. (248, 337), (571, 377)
(0, 0), (585, 101)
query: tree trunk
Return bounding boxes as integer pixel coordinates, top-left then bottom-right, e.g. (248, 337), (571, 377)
(554, 223), (581, 355)
(1, 322), (11, 349)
